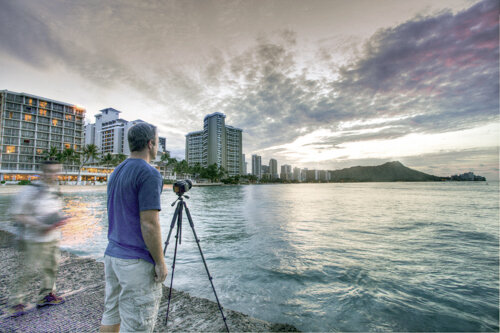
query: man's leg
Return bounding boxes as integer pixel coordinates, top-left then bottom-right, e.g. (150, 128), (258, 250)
(8, 240), (33, 312)
(39, 241), (60, 297)
(114, 258), (163, 333)
(100, 256), (121, 331)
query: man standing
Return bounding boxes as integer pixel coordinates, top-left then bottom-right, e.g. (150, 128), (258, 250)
(8, 160), (67, 317)
(100, 123), (167, 333)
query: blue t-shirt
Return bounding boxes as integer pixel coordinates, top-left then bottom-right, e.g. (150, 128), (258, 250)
(105, 158), (163, 264)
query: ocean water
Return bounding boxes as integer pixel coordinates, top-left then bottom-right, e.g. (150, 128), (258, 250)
(0, 182), (498, 332)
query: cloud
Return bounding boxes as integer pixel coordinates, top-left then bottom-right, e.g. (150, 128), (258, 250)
(216, 0), (499, 154)
(0, 0), (497, 174)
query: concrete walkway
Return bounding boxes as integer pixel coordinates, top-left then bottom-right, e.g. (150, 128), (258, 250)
(0, 231), (298, 332)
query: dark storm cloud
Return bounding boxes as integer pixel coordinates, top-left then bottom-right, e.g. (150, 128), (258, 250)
(0, 0), (163, 102)
(220, 0), (498, 151)
(0, 0), (497, 157)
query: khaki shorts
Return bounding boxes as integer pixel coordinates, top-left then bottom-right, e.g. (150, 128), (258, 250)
(101, 256), (163, 332)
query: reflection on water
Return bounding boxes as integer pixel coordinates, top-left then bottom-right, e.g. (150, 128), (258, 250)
(60, 196), (106, 249)
(0, 183), (498, 332)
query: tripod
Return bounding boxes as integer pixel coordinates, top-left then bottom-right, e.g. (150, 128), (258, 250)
(163, 193), (230, 332)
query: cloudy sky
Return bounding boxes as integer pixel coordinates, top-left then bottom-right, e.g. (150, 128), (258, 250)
(1, 0), (498, 179)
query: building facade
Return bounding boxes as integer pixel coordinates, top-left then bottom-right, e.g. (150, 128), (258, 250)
(252, 154), (262, 179)
(185, 130), (203, 166)
(293, 167), (301, 181)
(0, 90), (85, 181)
(185, 112), (243, 177)
(269, 158), (278, 179)
(280, 164), (292, 180)
(85, 108), (166, 160)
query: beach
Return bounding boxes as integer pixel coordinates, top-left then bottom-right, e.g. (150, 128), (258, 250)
(0, 230), (298, 332)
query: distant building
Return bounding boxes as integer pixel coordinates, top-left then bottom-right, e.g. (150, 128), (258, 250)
(85, 108), (166, 160)
(185, 112), (243, 177)
(301, 168), (308, 182)
(261, 164), (271, 180)
(293, 167), (301, 181)
(0, 90), (85, 181)
(269, 158), (278, 179)
(306, 169), (318, 182)
(252, 154), (262, 179)
(185, 130), (203, 166)
(318, 170), (329, 182)
(242, 154), (247, 175)
(280, 164), (292, 180)
(451, 172), (486, 181)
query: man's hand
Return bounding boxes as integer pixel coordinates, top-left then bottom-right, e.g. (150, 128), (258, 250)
(155, 262), (168, 283)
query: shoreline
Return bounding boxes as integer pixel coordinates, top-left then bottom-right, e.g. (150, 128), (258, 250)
(0, 230), (299, 332)
(0, 179), (493, 196)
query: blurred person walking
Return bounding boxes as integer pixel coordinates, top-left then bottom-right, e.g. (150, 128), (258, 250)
(7, 160), (68, 317)
(100, 123), (167, 333)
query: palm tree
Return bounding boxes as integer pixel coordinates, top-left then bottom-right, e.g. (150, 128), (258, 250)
(77, 144), (99, 185)
(112, 153), (127, 166)
(100, 153), (114, 168)
(60, 148), (78, 172)
(43, 146), (60, 161)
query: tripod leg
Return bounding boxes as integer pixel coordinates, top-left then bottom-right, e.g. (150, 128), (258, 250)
(183, 202), (230, 333)
(165, 214), (181, 326)
(163, 200), (182, 256)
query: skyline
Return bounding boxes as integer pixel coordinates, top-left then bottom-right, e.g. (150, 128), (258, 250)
(0, 0), (498, 179)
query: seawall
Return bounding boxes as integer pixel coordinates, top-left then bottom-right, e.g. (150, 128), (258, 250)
(0, 230), (298, 332)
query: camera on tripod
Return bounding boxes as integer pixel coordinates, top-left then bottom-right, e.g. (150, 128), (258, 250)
(173, 179), (192, 195)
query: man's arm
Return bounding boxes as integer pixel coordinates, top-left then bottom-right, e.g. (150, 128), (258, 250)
(140, 209), (168, 283)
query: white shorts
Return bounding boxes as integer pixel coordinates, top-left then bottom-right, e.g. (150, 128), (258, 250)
(101, 256), (163, 332)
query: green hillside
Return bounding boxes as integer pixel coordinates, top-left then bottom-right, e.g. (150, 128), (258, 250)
(329, 161), (443, 182)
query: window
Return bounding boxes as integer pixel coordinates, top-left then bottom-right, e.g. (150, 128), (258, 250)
(21, 130), (35, 138)
(52, 119), (58, 126)
(39, 101), (47, 108)
(65, 114), (73, 121)
(39, 117), (50, 125)
(36, 149), (44, 155)
(64, 143), (71, 149)
(24, 114), (33, 121)
(38, 125), (50, 132)
(39, 109), (47, 116)
(6, 146), (16, 154)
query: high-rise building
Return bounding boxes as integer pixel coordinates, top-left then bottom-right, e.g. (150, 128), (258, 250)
(85, 108), (166, 160)
(185, 112), (243, 177)
(226, 125), (243, 176)
(280, 164), (292, 180)
(242, 154), (247, 175)
(269, 158), (278, 179)
(185, 130), (203, 166)
(0, 90), (85, 181)
(293, 167), (301, 181)
(252, 154), (262, 179)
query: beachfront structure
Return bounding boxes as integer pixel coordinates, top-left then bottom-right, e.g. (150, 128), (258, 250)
(185, 130), (203, 166)
(280, 164), (292, 180)
(185, 112), (243, 177)
(252, 154), (262, 179)
(293, 167), (301, 182)
(0, 90), (87, 182)
(269, 159), (278, 179)
(85, 108), (167, 161)
(242, 154), (247, 175)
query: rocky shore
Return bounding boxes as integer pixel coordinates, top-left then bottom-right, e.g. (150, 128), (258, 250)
(0, 230), (298, 332)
